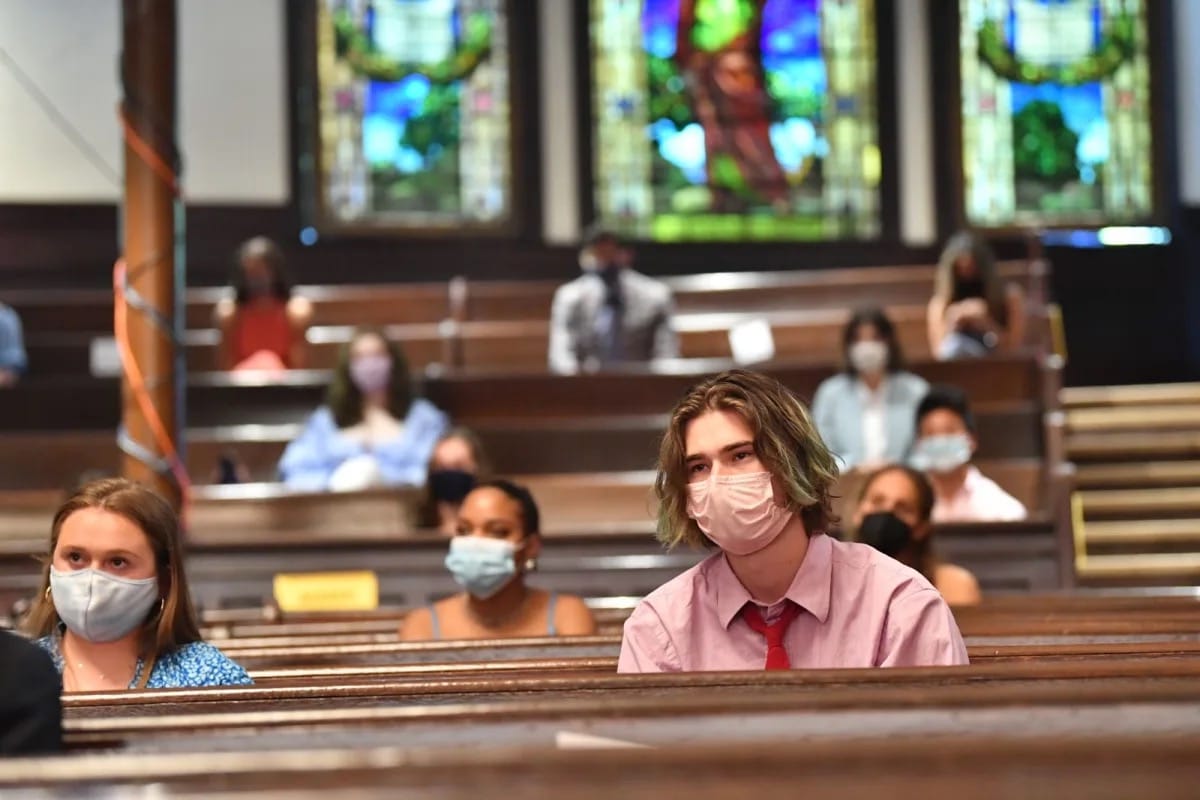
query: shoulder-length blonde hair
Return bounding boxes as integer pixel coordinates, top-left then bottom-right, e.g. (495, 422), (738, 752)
(655, 369), (840, 549)
(22, 478), (201, 657)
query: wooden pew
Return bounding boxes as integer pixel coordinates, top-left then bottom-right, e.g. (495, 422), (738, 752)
(3, 735), (1197, 797)
(0, 353), (1052, 432)
(0, 403), (1042, 488)
(5, 260), (1042, 336)
(59, 657), (1200, 721)
(23, 303), (1053, 376)
(0, 517), (1062, 615)
(53, 669), (1200, 751)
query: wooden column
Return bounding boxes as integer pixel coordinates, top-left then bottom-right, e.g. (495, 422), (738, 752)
(120, 0), (181, 507)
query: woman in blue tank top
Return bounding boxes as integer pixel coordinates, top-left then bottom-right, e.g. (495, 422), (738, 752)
(400, 480), (597, 641)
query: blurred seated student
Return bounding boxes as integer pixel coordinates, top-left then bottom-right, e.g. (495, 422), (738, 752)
(400, 480), (596, 640)
(618, 370), (967, 673)
(928, 231), (1025, 360)
(278, 328), (449, 491)
(0, 300), (27, 387)
(214, 236), (312, 373)
(23, 478), (252, 691)
(911, 385), (1027, 523)
(0, 630), (62, 755)
(811, 307), (928, 473)
(549, 226), (678, 374)
(415, 428), (490, 534)
(852, 465), (981, 606)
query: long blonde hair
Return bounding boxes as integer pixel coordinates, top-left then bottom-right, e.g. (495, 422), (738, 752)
(654, 370), (840, 549)
(22, 478), (201, 657)
(934, 230), (1007, 324)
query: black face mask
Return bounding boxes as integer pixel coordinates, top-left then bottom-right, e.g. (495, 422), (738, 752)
(598, 263), (624, 309)
(429, 469), (477, 504)
(953, 277), (986, 301)
(857, 512), (914, 558)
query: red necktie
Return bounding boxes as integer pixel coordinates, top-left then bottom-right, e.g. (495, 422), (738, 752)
(741, 603), (801, 670)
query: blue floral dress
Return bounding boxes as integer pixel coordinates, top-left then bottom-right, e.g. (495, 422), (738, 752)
(36, 635), (253, 689)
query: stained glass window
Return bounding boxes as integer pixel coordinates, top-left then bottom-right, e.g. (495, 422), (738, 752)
(958, 0), (1155, 228)
(589, 0), (881, 241)
(314, 0), (512, 230)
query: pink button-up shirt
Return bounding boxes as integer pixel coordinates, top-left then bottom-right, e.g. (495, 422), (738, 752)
(932, 466), (1028, 523)
(617, 534), (969, 673)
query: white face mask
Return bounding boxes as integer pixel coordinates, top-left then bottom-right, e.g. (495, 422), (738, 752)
(848, 340), (888, 375)
(911, 434), (972, 474)
(49, 567), (160, 643)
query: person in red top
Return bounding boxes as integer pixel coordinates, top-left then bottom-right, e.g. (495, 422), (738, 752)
(214, 237), (312, 373)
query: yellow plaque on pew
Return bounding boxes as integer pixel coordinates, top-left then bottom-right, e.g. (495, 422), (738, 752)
(272, 570), (379, 613)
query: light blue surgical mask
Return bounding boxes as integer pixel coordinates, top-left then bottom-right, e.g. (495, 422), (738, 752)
(445, 536), (521, 599)
(911, 434), (972, 474)
(49, 567), (160, 643)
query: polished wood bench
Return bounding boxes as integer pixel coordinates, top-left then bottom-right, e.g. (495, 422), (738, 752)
(54, 667), (1200, 752)
(6, 259), (1043, 335)
(0, 517), (1063, 615)
(2, 734), (1196, 796)
(0, 400), (1043, 486)
(209, 614), (1200, 670)
(23, 302), (1055, 376)
(0, 353), (1054, 432)
(60, 656), (1200, 722)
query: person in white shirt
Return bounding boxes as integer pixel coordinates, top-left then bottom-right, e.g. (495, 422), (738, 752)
(910, 385), (1027, 523)
(548, 227), (677, 374)
(811, 307), (928, 473)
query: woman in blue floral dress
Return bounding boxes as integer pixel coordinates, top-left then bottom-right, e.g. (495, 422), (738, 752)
(23, 478), (251, 691)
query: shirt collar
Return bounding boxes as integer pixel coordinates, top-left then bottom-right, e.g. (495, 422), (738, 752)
(960, 465), (985, 494)
(714, 533), (834, 629)
(855, 377), (888, 402)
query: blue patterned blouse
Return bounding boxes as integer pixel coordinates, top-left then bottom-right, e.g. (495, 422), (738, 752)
(36, 635), (253, 689)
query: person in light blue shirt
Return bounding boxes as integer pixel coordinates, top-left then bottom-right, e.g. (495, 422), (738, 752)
(0, 302), (28, 386)
(811, 307), (929, 473)
(278, 328), (449, 491)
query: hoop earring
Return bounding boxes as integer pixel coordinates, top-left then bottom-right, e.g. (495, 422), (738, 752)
(44, 586), (50, 598)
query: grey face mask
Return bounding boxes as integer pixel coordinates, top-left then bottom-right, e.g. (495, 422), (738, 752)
(49, 567), (160, 643)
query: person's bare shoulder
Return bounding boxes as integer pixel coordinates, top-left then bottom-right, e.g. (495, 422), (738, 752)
(213, 296), (237, 328)
(286, 295), (313, 328)
(554, 593), (598, 636)
(935, 562), (982, 606)
(398, 606), (434, 641)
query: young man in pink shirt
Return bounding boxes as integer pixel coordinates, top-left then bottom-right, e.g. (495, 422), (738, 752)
(618, 370), (969, 673)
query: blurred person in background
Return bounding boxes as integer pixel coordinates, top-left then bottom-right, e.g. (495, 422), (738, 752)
(911, 385), (1026, 523)
(214, 236), (312, 373)
(415, 427), (491, 534)
(928, 231), (1025, 360)
(278, 328), (449, 491)
(812, 307), (928, 473)
(549, 226), (677, 374)
(852, 464), (981, 606)
(0, 300), (27, 386)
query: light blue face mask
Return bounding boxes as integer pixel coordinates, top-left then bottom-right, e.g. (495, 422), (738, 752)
(911, 434), (973, 474)
(49, 567), (160, 643)
(444, 536), (522, 599)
